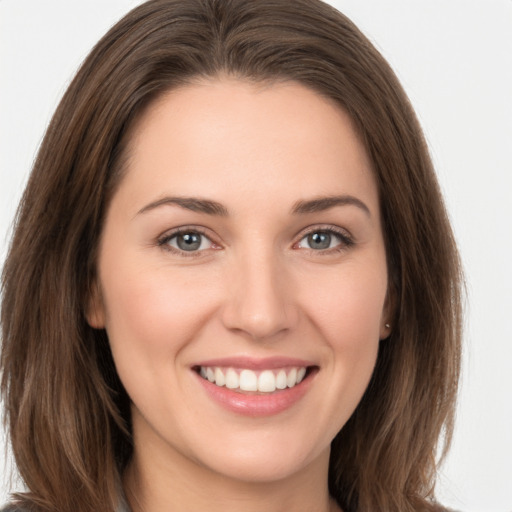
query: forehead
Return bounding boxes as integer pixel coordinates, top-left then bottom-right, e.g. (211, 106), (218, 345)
(117, 78), (378, 214)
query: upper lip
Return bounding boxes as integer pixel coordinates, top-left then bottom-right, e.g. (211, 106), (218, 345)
(193, 356), (317, 371)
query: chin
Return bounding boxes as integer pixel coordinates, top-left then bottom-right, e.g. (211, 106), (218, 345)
(186, 427), (332, 485)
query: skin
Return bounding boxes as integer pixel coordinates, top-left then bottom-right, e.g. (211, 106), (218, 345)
(88, 78), (391, 512)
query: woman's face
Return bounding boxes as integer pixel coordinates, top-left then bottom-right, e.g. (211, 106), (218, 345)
(89, 79), (390, 484)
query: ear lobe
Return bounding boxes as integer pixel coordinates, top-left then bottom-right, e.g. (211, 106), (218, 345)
(380, 286), (396, 340)
(380, 321), (392, 340)
(85, 281), (105, 329)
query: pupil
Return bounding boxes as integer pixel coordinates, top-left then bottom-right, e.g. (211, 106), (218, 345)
(308, 232), (331, 250)
(177, 233), (201, 251)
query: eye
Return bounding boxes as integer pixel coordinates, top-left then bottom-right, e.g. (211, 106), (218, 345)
(160, 230), (215, 253)
(296, 229), (352, 251)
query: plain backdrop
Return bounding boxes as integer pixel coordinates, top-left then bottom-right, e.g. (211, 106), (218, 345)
(1, 1), (511, 511)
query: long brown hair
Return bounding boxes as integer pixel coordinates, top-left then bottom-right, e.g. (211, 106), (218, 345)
(1, 1), (463, 511)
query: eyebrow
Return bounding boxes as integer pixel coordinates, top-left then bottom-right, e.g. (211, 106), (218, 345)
(137, 194), (370, 218)
(137, 196), (229, 216)
(291, 195), (371, 217)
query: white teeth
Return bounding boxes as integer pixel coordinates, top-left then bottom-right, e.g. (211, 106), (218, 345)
(214, 367), (225, 387)
(258, 370), (276, 393)
(275, 369), (287, 389)
(286, 368), (297, 388)
(199, 365), (309, 393)
(239, 369), (258, 391)
(225, 368), (239, 389)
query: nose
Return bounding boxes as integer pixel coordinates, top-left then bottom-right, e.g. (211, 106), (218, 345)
(221, 248), (298, 341)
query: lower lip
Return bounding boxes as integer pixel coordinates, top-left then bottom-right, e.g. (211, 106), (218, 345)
(195, 371), (314, 417)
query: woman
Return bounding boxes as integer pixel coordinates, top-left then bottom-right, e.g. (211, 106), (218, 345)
(1, 1), (463, 511)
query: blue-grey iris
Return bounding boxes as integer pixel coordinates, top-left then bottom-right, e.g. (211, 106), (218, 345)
(177, 233), (202, 251)
(308, 232), (331, 250)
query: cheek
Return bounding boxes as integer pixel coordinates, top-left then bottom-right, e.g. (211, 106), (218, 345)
(301, 259), (388, 347)
(99, 261), (222, 364)
(289, 258), (387, 442)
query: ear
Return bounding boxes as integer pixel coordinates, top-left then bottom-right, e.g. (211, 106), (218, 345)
(85, 279), (106, 329)
(379, 285), (396, 340)
(380, 321), (392, 340)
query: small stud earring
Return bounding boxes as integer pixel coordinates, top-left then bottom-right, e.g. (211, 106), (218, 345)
(385, 323), (390, 329)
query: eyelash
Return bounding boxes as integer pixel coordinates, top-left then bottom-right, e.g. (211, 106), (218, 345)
(157, 225), (354, 257)
(294, 225), (355, 255)
(157, 227), (216, 258)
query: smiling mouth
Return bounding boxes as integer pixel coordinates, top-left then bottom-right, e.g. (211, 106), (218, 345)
(194, 366), (316, 394)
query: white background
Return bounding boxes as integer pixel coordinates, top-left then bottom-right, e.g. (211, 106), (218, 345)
(1, 1), (511, 511)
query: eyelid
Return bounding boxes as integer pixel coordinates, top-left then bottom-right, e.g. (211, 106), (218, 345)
(293, 224), (355, 252)
(157, 226), (221, 256)
(155, 224), (354, 257)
